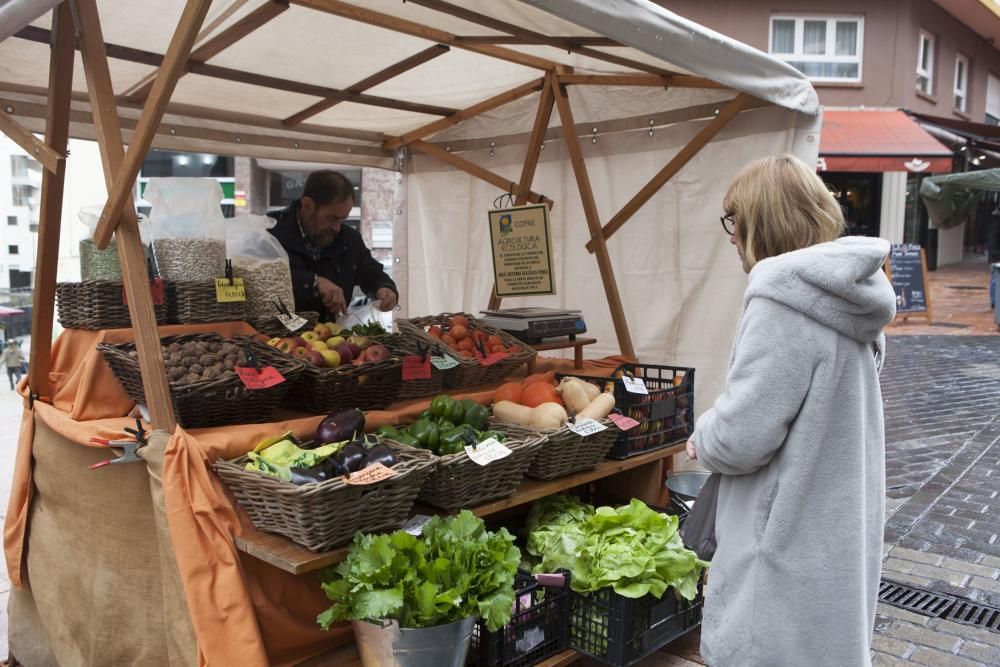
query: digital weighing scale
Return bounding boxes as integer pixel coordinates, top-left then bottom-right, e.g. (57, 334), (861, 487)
(479, 308), (586, 343)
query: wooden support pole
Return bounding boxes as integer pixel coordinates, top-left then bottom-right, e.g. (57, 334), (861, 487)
(408, 140), (550, 206)
(488, 72), (556, 311)
(585, 93), (754, 254)
(549, 76), (636, 359)
(0, 109), (64, 173)
(74, 0), (177, 432)
(27, 2), (74, 402)
(92, 0), (212, 249)
(386, 78), (545, 149)
(559, 74), (724, 89)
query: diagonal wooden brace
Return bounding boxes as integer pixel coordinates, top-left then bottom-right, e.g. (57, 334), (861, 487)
(0, 108), (65, 173)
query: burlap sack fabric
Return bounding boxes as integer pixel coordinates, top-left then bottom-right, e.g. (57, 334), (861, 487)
(7, 417), (195, 666)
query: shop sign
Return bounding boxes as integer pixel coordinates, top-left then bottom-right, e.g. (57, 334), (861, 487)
(488, 204), (556, 297)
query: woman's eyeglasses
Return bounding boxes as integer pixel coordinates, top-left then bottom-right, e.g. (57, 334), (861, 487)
(720, 214), (735, 236)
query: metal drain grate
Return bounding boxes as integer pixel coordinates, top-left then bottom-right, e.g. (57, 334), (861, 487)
(943, 600), (1000, 633)
(880, 579), (1000, 633)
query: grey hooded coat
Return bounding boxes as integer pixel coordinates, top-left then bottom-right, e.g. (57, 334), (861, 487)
(694, 237), (897, 667)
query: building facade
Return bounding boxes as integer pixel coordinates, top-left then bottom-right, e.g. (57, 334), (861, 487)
(658, 0), (1000, 267)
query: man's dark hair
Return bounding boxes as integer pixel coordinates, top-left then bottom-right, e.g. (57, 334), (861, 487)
(302, 170), (355, 206)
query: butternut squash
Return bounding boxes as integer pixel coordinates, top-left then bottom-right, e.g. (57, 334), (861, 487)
(493, 400), (568, 430)
(578, 392), (616, 421)
(493, 400), (533, 425)
(557, 378), (591, 414)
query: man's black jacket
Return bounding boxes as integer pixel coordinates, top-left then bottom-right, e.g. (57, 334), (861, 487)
(267, 200), (397, 318)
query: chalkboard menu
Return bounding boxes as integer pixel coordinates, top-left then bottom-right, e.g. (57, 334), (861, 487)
(886, 244), (932, 319)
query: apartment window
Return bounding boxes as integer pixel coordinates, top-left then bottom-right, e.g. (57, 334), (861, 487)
(769, 15), (863, 82)
(6, 216), (16, 226)
(987, 74), (1000, 125)
(8, 245), (19, 255)
(917, 31), (935, 95)
(954, 54), (969, 112)
(11, 184), (37, 207)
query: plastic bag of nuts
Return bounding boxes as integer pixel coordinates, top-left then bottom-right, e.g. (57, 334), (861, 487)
(146, 178), (227, 281)
(226, 215), (295, 319)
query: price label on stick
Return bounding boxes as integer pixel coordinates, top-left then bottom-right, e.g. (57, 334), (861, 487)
(607, 413), (641, 431)
(430, 355), (459, 370)
(235, 365), (285, 389)
(402, 355), (432, 381)
(277, 312), (307, 332)
(566, 417), (608, 437)
(215, 277), (246, 303)
(621, 376), (648, 395)
(478, 352), (510, 367)
(465, 438), (513, 466)
(344, 463), (398, 486)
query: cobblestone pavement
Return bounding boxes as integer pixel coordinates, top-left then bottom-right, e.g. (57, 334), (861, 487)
(874, 336), (1000, 666)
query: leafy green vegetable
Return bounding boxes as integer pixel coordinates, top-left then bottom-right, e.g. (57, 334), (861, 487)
(318, 510), (520, 632)
(245, 439), (342, 479)
(527, 496), (707, 601)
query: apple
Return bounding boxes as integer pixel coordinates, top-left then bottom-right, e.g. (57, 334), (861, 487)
(308, 339), (329, 351)
(346, 342), (361, 359)
(327, 335), (346, 348)
(335, 343), (354, 363)
(324, 322), (344, 334)
(307, 349), (326, 366)
(347, 335), (370, 351)
(266, 337), (282, 347)
(292, 336), (308, 348)
(313, 324), (333, 340)
(292, 346), (311, 360)
(301, 331), (319, 342)
(319, 349), (341, 367)
(363, 344), (390, 364)
(277, 339), (297, 354)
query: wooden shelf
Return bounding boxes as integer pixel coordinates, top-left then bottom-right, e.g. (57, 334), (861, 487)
(236, 443), (683, 575)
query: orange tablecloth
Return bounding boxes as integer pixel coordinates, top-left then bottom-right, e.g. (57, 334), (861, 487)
(5, 324), (628, 665)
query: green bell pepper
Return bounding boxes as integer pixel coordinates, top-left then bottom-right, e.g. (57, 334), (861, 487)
(394, 432), (420, 447)
(463, 404), (489, 431)
(410, 418), (440, 450)
(446, 398), (466, 424)
(430, 395), (455, 419)
(438, 424), (476, 456)
(437, 419), (455, 432)
(419, 409), (434, 421)
(375, 424), (403, 440)
(478, 429), (507, 443)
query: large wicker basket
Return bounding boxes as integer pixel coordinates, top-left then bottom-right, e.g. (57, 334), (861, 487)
(167, 281), (246, 324)
(213, 442), (438, 551)
(496, 420), (618, 481)
(417, 434), (545, 511)
(248, 311), (320, 338)
(284, 356), (403, 414)
(57, 280), (168, 330)
(397, 313), (535, 388)
(98, 333), (305, 429)
(383, 333), (445, 400)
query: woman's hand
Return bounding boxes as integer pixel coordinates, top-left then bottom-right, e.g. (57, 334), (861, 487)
(686, 437), (698, 461)
(375, 287), (397, 312)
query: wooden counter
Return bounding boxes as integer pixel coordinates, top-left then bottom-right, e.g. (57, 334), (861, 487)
(236, 443), (683, 575)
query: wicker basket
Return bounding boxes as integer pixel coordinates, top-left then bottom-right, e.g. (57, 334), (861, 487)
(383, 333), (445, 400)
(56, 280), (168, 330)
(417, 434), (545, 511)
(213, 442), (438, 551)
(166, 281), (247, 324)
(248, 311), (320, 338)
(397, 313), (535, 388)
(284, 356), (403, 414)
(98, 333), (305, 429)
(495, 420), (618, 481)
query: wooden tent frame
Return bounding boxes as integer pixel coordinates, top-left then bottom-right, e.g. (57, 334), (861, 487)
(1, 0), (770, 433)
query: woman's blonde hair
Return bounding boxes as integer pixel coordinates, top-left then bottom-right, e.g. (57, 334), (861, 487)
(723, 154), (845, 269)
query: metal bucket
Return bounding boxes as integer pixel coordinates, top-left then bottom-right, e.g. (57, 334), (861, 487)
(665, 471), (711, 517)
(352, 616), (476, 667)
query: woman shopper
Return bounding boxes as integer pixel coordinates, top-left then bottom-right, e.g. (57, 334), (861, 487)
(687, 154), (896, 666)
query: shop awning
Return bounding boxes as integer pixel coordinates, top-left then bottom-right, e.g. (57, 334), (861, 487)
(818, 110), (954, 173)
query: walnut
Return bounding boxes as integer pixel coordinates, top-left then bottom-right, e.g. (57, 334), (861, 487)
(199, 353), (218, 367)
(182, 355), (198, 367)
(183, 373), (201, 384)
(169, 367), (186, 381)
(202, 366), (221, 379)
(223, 358), (236, 370)
(167, 343), (182, 354)
(190, 364), (205, 376)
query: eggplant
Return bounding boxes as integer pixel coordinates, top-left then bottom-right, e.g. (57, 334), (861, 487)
(315, 408), (365, 445)
(335, 443), (367, 473)
(318, 457), (349, 479)
(289, 466), (326, 485)
(363, 443), (397, 468)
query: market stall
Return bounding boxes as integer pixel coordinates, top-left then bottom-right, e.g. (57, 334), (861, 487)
(0, 1), (820, 665)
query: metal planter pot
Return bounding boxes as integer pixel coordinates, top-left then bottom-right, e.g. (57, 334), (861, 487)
(353, 616), (476, 667)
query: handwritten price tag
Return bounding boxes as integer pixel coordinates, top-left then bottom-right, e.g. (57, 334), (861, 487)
(277, 312), (307, 332)
(430, 355), (459, 370)
(621, 376), (648, 395)
(122, 278), (165, 306)
(402, 514), (434, 536)
(566, 417), (608, 437)
(235, 365), (285, 389)
(402, 355), (432, 381)
(478, 352), (510, 367)
(465, 438), (513, 466)
(343, 463), (398, 486)
(607, 413), (641, 431)
(215, 277), (246, 303)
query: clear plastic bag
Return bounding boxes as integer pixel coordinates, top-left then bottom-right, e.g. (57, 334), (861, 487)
(226, 214), (295, 319)
(146, 178), (227, 281)
(77, 204), (153, 281)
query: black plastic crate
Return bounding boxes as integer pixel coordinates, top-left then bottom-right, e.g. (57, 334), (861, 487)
(569, 583), (703, 667)
(557, 363), (694, 459)
(469, 570), (571, 667)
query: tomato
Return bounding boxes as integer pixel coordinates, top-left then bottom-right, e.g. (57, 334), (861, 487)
(487, 335), (504, 349)
(442, 334), (458, 348)
(490, 344), (505, 354)
(458, 350), (474, 358)
(450, 325), (468, 341)
(450, 315), (469, 329)
(457, 338), (475, 353)
(427, 325), (443, 339)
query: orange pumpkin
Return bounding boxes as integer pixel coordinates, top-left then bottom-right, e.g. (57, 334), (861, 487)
(494, 382), (524, 405)
(521, 381), (563, 408)
(523, 371), (556, 387)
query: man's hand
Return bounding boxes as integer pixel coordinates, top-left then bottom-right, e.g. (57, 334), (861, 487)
(316, 275), (347, 316)
(686, 437), (698, 461)
(375, 287), (397, 312)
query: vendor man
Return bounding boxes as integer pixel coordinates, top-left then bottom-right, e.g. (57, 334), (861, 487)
(268, 170), (398, 318)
